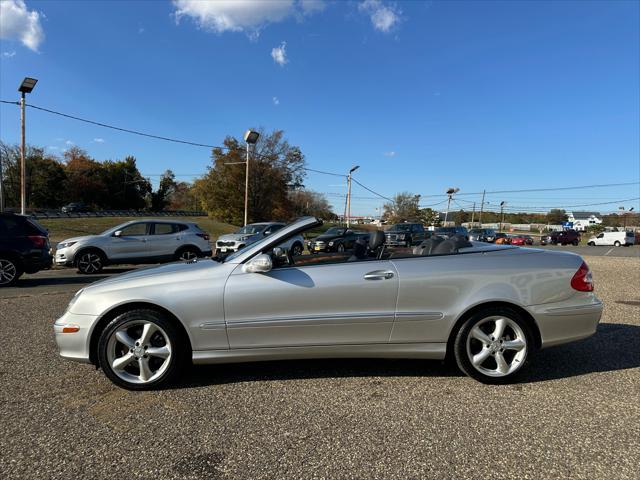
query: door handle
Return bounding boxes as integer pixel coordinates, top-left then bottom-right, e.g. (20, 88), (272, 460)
(364, 270), (394, 280)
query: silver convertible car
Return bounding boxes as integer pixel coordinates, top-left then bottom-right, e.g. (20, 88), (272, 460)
(55, 217), (603, 389)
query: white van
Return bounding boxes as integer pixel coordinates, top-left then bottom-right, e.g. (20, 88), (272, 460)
(587, 231), (635, 247)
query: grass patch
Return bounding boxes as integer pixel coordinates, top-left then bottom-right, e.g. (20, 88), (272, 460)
(37, 216), (238, 243)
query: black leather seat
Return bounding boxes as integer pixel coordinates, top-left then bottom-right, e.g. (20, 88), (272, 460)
(349, 230), (386, 261)
(415, 234), (472, 256)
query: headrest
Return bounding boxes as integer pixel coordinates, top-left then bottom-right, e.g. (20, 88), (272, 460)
(413, 237), (444, 256)
(369, 230), (385, 250)
(431, 234), (473, 255)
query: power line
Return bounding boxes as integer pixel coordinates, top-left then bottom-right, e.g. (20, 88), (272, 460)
(0, 100), (346, 178)
(350, 178), (395, 203)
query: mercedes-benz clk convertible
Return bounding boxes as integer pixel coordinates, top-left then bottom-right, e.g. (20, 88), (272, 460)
(55, 217), (603, 389)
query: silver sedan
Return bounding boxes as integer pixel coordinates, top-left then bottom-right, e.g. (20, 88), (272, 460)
(55, 217), (603, 389)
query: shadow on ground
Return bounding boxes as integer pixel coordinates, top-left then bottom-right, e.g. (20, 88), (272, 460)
(175, 323), (640, 388)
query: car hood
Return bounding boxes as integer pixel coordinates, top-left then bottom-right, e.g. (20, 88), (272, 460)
(217, 232), (260, 243)
(57, 235), (98, 247)
(314, 233), (341, 241)
(83, 259), (223, 292)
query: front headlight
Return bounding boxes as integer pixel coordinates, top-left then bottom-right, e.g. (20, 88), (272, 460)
(58, 241), (77, 249)
(398, 234), (405, 240)
(328, 241), (334, 246)
(65, 288), (84, 313)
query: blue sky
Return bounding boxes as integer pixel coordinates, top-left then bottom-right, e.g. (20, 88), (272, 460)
(1, 0), (638, 216)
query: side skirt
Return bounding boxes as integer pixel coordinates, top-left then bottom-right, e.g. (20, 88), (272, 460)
(192, 343), (447, 365)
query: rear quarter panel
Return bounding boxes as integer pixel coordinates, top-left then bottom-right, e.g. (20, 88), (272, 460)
(390, 248), (583, 343)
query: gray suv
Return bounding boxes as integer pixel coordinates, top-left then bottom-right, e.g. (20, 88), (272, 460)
(55, 220), (212, 274)
(215, 222), (305, 256)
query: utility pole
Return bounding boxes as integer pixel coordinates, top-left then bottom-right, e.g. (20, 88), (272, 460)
(499, 201), (505, 232)
(346, 165), (360, 228)
(471, 202), (476, 225)
(444, 187), (459, 226)
(479, 189), (485, 226)
(17, 78), (37, 215)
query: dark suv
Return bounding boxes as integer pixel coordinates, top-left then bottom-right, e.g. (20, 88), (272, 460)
(541, 229), (581, 246)
(0, 213), (52, 286)
(385, 223), (427, 247)
(435, 226), (469, 240)
(307, 227), (369, 253)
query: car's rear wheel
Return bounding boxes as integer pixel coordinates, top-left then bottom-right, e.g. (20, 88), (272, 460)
(175, 247), (200, 261)
(337, 243), (345, 253)
(76, 250), (105, 274)
(572, 240), (579, 246)
(98, 309), (185, 390)
(0, 257), (22, 287)
(454, 307), (532, 384)
(588, 241), (595, 246)
(614, 241), (621, 247)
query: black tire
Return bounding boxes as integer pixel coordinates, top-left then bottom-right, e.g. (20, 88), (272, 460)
(588, 241), (595, 246)
(453, 307), (534, 384)
(336, 243), (345, 253)
(572, 240), (579, 246)
(97, 309), (187, 390)
(614, 241), (621, 247)
(175, 246), (200, 261)
(291, 242), (303, 256)
(76, 249), (105, 274)
(0, 256), (23, 287)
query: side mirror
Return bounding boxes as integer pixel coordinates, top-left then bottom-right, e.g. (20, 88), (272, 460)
(243, 254), (273, 274)
(264, 229), (272, 236)
(272, 247), (284, 257)
(113, 230), (122, 237)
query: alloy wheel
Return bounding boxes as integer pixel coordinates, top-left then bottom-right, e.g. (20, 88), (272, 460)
(106, 320), (172, 385)
(465, 315), (528, 378)
(179, 250), (198, 261)
(0, 259), (17, 285)
(77, 252), (103, 273)
(292, 244), (303, 256)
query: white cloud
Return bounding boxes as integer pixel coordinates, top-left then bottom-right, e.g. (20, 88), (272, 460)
(173, 0), (293, 35)
(47, 145), (59, 151)
(65, 140), (74, 146)
(358, 0), (401, 33)
(271, 41), (288, 66)
(383, 151), (396, 157)
(300, 0), (326, 15)
(93, 138), (105, 143)
(0, 0), (45, 51)
(2, 50), (16, 57)
(138, 26), (145, 34)
(272, 96), (280, 106)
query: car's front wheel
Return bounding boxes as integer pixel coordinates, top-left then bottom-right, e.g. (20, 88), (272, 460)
(76, 250), (105, 274)
(291, 242), (303, 256)
(614, 241), (621, 247)
(175, 247), (200, 261)
(98, 309), (185, 390)
(454, 307), (532, 384)
(0, 257), (22, 287)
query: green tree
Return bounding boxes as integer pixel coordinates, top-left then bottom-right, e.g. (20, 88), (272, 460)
(382, 192), (421, 224)
(289, 189), (333, 219)
(196, 130), (306, 224)
(547, 209), (568, 225)
(150, 170), (177, 211)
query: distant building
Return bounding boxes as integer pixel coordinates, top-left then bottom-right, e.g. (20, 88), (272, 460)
(567, 211), (602, 231)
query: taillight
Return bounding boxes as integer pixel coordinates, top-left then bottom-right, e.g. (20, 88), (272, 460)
(28, 235), (47, 248)
(571, 261), (594, 292)
(197, 233), (210, 241)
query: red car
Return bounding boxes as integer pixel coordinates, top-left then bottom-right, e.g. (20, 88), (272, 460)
(510, 236), (526, 246)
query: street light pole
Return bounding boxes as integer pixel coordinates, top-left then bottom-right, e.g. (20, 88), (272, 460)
(346, 165), (360, 228)
(499, 201), (505, 232)
(444, 187), (459, 226)
(0, 149), (4, 213)
(479, 189), (485, 226)
(242, 130), (260, 226)
(17, 78), (37, 215)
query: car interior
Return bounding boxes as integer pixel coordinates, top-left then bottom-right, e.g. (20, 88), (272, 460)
(267, 229), (474, 269)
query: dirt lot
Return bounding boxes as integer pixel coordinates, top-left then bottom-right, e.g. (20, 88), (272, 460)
(0, 255), (638, 479)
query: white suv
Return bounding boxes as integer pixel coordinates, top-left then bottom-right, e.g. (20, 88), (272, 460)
(55, 220), (212, 274)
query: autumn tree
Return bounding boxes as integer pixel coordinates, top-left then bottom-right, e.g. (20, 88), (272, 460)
(289, 190), (333, 219)
(196, 130), (306, 225)
(546, 209), (568, 225)
(382, 192), (421, 224)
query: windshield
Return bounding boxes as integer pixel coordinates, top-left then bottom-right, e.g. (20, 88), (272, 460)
(324, 227), (346, 235)
(390, 224), (411, 231)
(236, 225), (266, 235)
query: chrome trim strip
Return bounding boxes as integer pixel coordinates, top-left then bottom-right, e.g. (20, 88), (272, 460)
(221, 312), (396, 329)
(395, 311), (444, 321)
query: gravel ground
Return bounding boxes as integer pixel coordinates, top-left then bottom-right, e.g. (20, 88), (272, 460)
(1, 255), (638, 479)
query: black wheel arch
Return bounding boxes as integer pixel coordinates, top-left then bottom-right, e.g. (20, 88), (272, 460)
(89, 301), (192, 366)
(445, 301), (542, 362)
(0, 251), (23, 269)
